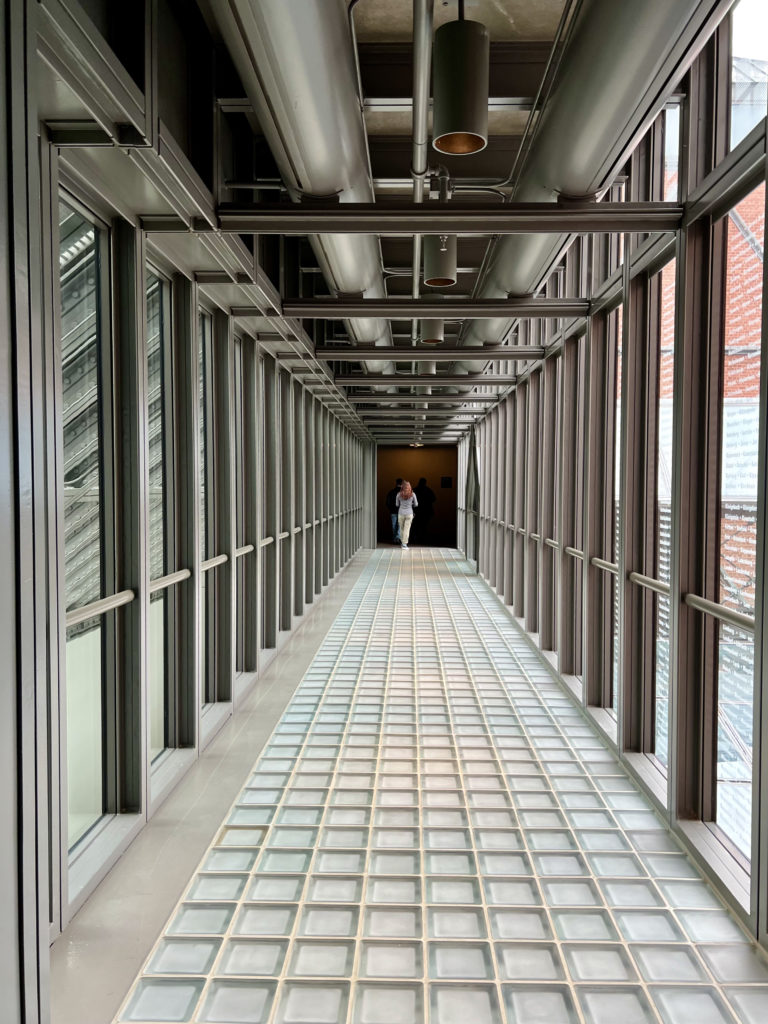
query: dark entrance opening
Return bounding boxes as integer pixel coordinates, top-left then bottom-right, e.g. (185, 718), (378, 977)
(377, 446), (458, 547)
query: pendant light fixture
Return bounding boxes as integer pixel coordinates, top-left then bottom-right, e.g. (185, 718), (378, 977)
(420, 318), (445, 345)
(424, 169), (457, 287)
(423, 233), (457, 288)
(432, 1), (489, 155)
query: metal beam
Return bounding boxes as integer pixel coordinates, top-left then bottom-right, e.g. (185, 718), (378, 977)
(290, 298), (585, 319)
(349, 394), (500, 404)
(316, 345), (545, 361)
(218, 201), (682, 235)
(336, 374), (517, 387)
(361, 413), (481, 421)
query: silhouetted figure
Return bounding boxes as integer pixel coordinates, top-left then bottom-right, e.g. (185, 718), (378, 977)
(413, 477), (437, 544)
(385, 478), (403, 542)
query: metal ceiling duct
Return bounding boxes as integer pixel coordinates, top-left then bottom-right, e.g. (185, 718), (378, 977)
(457, 0), (719, 371)
(208, 0), (394, 374)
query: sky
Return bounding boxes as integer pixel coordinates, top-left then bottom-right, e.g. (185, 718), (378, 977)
(732, 0), (768, 62)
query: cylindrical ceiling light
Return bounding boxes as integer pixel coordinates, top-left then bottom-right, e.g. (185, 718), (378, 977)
(423, 234), (457, 287)
(420, 318), (445, 345)
(432, 14), (489, 155)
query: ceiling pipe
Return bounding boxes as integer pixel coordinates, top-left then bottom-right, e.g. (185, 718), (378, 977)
(205, 0), (394, 375)
(455, 0), (722, 372)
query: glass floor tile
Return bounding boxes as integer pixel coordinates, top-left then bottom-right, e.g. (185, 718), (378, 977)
(115, 549), (768, 1023)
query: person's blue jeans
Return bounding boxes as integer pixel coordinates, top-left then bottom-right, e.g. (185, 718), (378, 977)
(390, 512), (400, 541)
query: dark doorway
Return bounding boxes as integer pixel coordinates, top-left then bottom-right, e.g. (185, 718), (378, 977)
(377, 446), (458, 546)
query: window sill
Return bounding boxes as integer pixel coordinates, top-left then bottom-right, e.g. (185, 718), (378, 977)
(200, 701), (233, 750)
(587, 706), (618, 748)
(149, 748), (197, 816)
(68, 813), (144, 918)
(623, 751), (668, 810)
(676, 820), (751, 916)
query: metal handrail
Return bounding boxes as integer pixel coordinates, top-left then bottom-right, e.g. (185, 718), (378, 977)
(201, 553), (228, 572)
(149, 569), (191, 594)
(278, 531), (290, 540)
(628, 571), (670, 597)
(260, 536), (275, 548)
(544, 538), (559, 550)
(530, 532), (541, 542)
(66, 589), (135, 628)
(683, 592), (755, 634)
(235, 544), (255, 557)
(591, 556), (618, 574)
(564, 546), (584, 560)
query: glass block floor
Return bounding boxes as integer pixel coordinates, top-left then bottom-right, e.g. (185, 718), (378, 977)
(116, 549), (768, 1024)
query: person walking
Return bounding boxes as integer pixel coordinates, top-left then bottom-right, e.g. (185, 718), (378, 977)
(385, 478), (403, 543)
(395, 480), (418, 549)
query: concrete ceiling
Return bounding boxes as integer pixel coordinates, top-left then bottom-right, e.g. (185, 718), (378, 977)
(363, 106), (532, 136)
(351, 0), (567, 44)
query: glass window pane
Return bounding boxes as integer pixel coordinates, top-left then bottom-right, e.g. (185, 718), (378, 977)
(716, 623), (754, 859)
(651, 258), (676, 768)
(654, 593), (671, 768)
(612, 305), (623, 567)
(260, 358), (269, 538)
(201, 570), (217, 705)
(60, 201), (104, 611)
(66, 618), (104, 848)
(607, 305), (623, 713)
(573, 558), (583, 682)
(730, 0), (768, 151)
(719, 187), (764, 616)
(237, 557), (246, 673)
(611, 573), (619, 712)
(147, 270), (167, 580)
(149, 591), (167, 762)
(656, 261), (676, 586)
(234, 339), (245, 548)
(715, 183), (764, 858)
(663, 104), (680, 202)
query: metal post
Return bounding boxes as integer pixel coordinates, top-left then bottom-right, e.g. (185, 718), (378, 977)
(213, 309), (235, 701)
(113, 218), (148, 812)
(261, 354), (279, 647)
(293, 381), (305, 618)
(173, 274), (200, 746)
(279, 367), (294, 631)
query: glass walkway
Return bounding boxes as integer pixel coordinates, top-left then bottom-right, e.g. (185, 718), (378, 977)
(116, 549), (768, 1024)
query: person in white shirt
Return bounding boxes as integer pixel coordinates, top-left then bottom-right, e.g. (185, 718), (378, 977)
(395, 480), (418, 549)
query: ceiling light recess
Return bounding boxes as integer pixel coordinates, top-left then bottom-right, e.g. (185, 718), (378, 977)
(432, 15), (489, 155)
